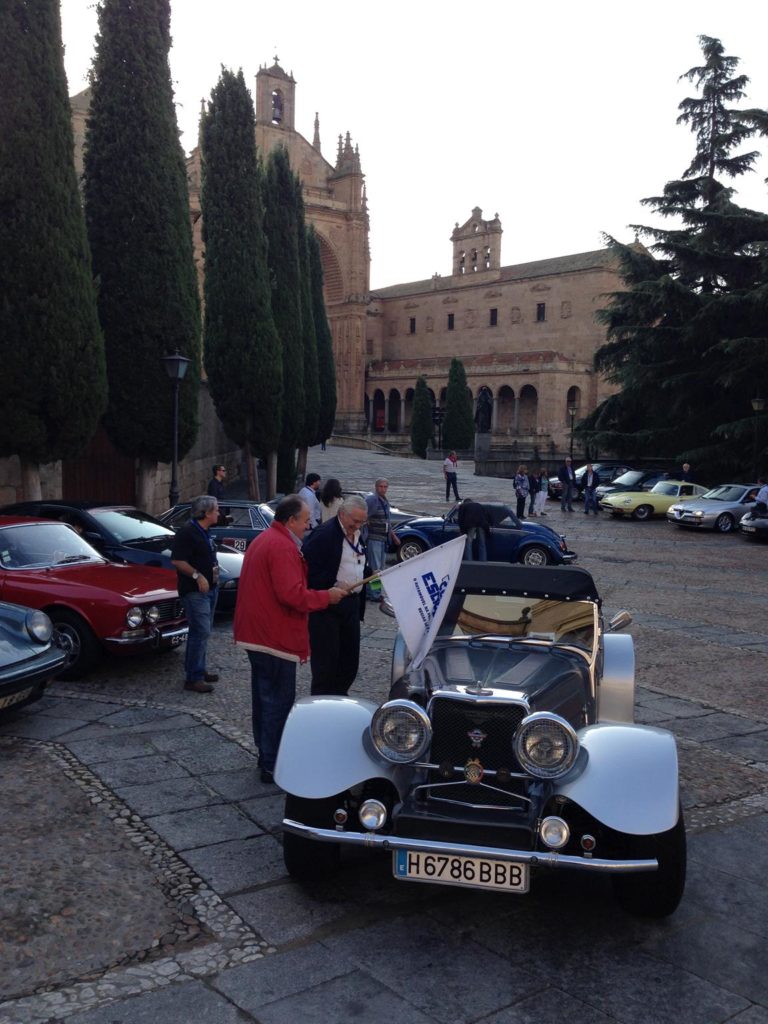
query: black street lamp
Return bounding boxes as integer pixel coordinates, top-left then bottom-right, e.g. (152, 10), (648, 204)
(567, 404), (577, 461)
(432, 404), (445, 452)
(752, 396), (765, 479)
(162, 352), (191, 507)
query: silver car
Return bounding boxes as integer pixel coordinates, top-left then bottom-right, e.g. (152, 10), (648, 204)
(666, 483), (760, 533)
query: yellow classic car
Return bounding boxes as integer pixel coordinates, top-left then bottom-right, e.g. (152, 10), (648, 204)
(600, 480), (708, 520)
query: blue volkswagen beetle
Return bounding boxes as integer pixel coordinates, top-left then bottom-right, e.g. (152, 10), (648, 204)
(0, 601), (67, 713)
(393, 502), (577, 567)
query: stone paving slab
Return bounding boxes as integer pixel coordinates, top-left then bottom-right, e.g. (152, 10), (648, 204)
(475, 987), (617, 1024)
(112, 776), (222, 817)
(145, 803), (261, 851)
(88, 753), (192, 788)
(181, 834), (284, 894)
(63, 980), (246, 1024)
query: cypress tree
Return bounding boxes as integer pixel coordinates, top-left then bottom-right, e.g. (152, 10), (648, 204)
(308, 225), (337, 444)
(294, 176), (320, 481)
(263, 147), (304, 492)
(84, 0), (200, 506)
(0, 0), (106, 497)
(582, 36), (768, 479)
(442, 358), (475, 450)
(200, 69), (282, 497)
(411, 377), (434, 458)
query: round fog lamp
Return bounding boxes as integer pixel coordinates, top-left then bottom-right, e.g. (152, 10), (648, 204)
(359, 799), (387, 831)
(125, 606), (144, 628)
(540, 816), (570, 849)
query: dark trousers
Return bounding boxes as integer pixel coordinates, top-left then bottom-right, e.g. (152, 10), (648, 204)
(246, 650), (296, 772)
(309, 595), (361, 696)
(516, 495), (527, 518)
(445, 472), (459, 501)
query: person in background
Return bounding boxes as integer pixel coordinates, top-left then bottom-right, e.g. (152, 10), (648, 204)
(303, 496), (368, 696)
(364, 478), (400, 601)
(582, 463), (601, 514)
(207, 464), (226, 501)
(298, 473), (322, 530)
(679, 462), (694, 482)
(233, 495), (345, 784)
(557, 457), (576, 512)
(319, 478), (344, 523)
(534, 467), (550, 517)
(527, 468), (539, 516)
(458, 498), (491, 561)
(443, 451), (460, 501)
(513, 464), (530, 519)
(170, 495), (221, 694)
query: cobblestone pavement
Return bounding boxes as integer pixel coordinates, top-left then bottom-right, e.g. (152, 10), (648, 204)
(1, 445), (767, 1023)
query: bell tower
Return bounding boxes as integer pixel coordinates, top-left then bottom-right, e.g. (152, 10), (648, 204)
(255, 57), (296, 130)
(451, 207), (503, 276)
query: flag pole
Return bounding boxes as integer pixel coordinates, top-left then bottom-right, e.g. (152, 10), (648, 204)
(346, 572), (380, 592)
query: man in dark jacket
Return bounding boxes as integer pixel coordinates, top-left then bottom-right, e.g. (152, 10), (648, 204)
(557, 458), (576, 512)
(457, 498), (491, 561)
(302, 495), (368, 696)
(582, 464), (601, 514)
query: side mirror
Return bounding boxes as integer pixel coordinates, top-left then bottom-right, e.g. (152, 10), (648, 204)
(607, 610), (632, 633)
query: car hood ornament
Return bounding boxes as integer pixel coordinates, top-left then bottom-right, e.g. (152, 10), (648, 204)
(466, 679), (493, 696)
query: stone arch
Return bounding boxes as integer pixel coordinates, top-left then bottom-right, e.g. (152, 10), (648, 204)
(566, 385), (582, 424)
(388, 389), (402, 432)
(497, 385), (515, 433)
(519, 385), (538, 432)
(404, 387), (414, 429)
(371, 388), (385, 432)
(315, 231), (344, 304)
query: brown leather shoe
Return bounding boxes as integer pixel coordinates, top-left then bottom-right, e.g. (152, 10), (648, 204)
(184, 680), (214, 693)
(203, 672), (219, 683)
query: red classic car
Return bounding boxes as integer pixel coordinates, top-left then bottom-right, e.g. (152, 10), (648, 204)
(0, 516), (187, 679)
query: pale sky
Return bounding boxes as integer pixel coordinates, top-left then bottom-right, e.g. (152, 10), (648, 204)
(59, 0), (768, 290)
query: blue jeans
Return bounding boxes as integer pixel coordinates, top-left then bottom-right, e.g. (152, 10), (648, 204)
(366, 537), (386, 599)
(463, 527), (487, 561)
(182, 589), (218, 682)
(247, 651), (296, 771)
(584, 488), (599, 513)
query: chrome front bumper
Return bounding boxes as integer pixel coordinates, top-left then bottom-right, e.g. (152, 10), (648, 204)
(105, 624), (188, 649)
(282, 819), (658, 874)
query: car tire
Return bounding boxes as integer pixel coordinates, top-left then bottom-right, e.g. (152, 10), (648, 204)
(611, 807), (686, 918)
(283, 794), (342, 883)
(632, 505), (653, 522)
(49, 609), (100, 680)
(714, 513), (735, 534)
(398, 537), (427, 561)
(519, 545), (550, 567)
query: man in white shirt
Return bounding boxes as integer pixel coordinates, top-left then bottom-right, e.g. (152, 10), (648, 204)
(298, 473), (322, 530)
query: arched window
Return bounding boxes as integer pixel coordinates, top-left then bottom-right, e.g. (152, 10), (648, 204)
(271, 90), (283, 124)
(566, 386), (581, 424)
(519, 385), (538, 432)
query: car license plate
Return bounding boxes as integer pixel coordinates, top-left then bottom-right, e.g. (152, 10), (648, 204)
(170, 634), (186, 646)
(742, 525), (756, 532)
(393, 850), (529, 893)
(0, 687), (33, 710)
(224, 537), (246, 551)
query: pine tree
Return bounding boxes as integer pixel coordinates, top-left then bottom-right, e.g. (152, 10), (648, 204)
(294, 177), (320, 482)
(0, 0), (106, 497)
(83, 0), (200, 507)
(442, 358), (475, 450)
(200, 69), (282, 497)
(308, 226), (337, 444)
(581, 36), (768, 479)
(411, 377), (434, 458)
(264, 147), (303, 492)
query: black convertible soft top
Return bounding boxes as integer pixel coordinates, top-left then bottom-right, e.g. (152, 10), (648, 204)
(455, 562), (600, 603)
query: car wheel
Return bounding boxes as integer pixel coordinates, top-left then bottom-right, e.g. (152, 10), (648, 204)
(49, 609), (100, 680)
(632, 505), (653, 521)
(714, 512), (735, 534)
(520, 545), (550, 567)
(398, 537), (426, 561)
(612, 807), (686, 918)
(283, 794), (342, 883)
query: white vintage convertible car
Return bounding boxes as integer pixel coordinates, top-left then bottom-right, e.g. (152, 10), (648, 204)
(275, 563), (685, 917)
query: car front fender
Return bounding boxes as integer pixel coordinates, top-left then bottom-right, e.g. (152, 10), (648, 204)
(555, 723), (679, 835)
(274, 695), (401, 799)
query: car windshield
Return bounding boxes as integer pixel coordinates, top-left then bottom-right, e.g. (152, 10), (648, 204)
(650, 482), (679, 496)
(701, 485), (748, 502)
(437, 592), (597, 654)
(0, 523), (104, 569)
(91, 508), (176, 542)
(611, 471), (644, 487)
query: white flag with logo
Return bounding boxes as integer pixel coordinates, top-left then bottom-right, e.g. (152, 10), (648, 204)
(378, 535), (465, 670)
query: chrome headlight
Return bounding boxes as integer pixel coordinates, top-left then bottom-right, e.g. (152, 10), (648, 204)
(144, 605), (160, 624)
(514, 712), (578, 779)
(370, 700), (431, 763)
(540, 816), (570, 849)
(26, 610), (53, 644)
(125, 606), (144, 628)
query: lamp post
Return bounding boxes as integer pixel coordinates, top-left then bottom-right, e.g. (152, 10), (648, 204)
(162, 352), (191, 507)
(752, 396), (765, 479)
(567, 404), (577, 461)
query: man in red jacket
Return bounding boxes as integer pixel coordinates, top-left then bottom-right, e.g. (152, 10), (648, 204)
(234, 494), (346, 783)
